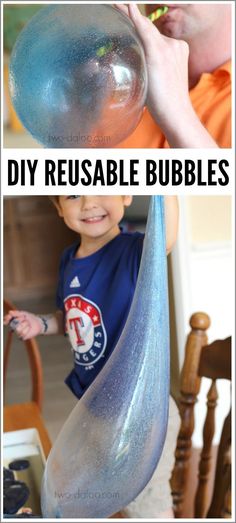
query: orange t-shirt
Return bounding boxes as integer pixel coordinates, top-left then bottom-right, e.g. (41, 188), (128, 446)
(118, 60), (231, 148)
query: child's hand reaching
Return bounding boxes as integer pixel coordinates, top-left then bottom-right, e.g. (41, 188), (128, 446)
(3, 310), (45, 340)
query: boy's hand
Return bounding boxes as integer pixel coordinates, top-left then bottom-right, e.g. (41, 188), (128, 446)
(3, 310), (45, 340)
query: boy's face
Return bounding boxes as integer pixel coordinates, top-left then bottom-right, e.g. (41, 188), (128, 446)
(57, 196), (133, 239)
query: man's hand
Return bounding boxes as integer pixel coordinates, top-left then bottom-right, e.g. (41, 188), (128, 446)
(115, 4), (217, 147)
(116, 4), (190, 123)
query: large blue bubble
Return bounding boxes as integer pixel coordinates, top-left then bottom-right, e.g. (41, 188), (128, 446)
(41, 196), (170, 518)
(9, 5), (147, 148)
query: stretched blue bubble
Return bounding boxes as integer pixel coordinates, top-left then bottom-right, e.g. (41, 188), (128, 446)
(41, 196), (170, 518)
(9, 5), (147, 148)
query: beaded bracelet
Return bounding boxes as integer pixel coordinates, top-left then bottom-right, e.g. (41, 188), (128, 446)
(39, 316), (48, 334)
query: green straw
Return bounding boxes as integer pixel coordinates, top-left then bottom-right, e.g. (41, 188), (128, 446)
(96, 42), (113, 58)
(148, 6), (168, 22)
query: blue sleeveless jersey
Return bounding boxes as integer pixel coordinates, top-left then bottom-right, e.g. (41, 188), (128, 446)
(56, 231), (144, 398)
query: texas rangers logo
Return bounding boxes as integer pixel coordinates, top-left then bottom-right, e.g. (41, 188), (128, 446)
(64, 295), (107, 367)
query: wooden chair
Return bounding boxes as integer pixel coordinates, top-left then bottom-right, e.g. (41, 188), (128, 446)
(170, 312), (231, 518)
(3, 298), (51, 457)
(4, 298), (43, 409)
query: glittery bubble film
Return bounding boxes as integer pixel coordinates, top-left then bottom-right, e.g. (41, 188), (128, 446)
(9, 5), (147, 148)
(41, 196), (170, 518)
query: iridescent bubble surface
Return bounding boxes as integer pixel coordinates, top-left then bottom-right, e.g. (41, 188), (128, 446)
(41, 196), (170, 517)
(9, 5), (147, 148)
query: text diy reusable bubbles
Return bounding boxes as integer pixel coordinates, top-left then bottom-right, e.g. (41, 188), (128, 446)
(8, 158), (229, 187)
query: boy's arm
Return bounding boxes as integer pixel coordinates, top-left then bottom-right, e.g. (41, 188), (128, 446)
(116, 4), (218, 148)
(3, 310), (64, 341)
(165, 196), (179, 255)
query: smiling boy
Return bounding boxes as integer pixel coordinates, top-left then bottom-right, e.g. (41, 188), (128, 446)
(4, 195), (178, 399)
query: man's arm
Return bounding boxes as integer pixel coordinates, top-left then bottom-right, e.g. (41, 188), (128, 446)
(3, 310), (64, 340)
(165, 196), (179, 255)
(116, 4), (218, 148)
